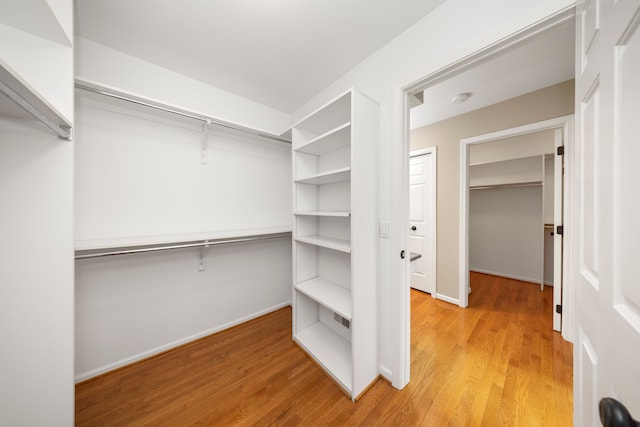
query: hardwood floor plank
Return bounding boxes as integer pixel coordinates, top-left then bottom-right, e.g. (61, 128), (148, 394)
(75, 272), (573, 425)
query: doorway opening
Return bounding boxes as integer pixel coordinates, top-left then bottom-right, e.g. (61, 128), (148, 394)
(396, 8), (576, 389)
(459, 117), (573, 334)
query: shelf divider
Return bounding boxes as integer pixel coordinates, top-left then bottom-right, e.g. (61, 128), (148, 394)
(295, 167), (350, 185)
(296, 278), (352, 320)
(295, 235), (351, 253)
(294, 122), (350, 155)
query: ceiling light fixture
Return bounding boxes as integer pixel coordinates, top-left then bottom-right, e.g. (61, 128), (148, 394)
(452, 92), (473, 104)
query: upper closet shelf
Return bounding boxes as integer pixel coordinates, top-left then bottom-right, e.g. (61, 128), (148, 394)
(295, 167), (351, 185)
(0, 59), (72, 140)
(294, 122), (351, 155)
(294, 211), (350, 217)
(75, 81), (291, 144)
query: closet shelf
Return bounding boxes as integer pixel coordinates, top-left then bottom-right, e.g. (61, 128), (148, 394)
(294, 211), (351, 217)
(294, 322), (352, 393)
(0, 59), (72, 140)
(294, 122), (351, 155)
(295, 167), (351, 185)
(296, 278), (352, 320)
(295, 235), (351, 253)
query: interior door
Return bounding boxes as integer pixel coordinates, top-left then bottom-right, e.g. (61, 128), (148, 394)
(409, 150), (434, 295)
(553, 129), (563, 332)
(574, 0), (640, 424)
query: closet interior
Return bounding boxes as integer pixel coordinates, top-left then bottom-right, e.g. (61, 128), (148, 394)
(468, 133), (557, 290)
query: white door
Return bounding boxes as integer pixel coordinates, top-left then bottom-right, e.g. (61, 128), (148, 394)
(574, 0), (640, 424)
(409, 148), (435, 295)
(553, 129), (564, 332)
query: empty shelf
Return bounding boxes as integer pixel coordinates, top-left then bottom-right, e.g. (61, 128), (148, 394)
(294, 122), (351, 155)
(294, 211), (351, 217)
(296, 278), (352, 320)
(295, 167), (350, 185)
(295, 235), (351, 253)
(295, 322), (352, 393)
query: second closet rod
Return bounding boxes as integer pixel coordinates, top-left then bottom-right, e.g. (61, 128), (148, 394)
(75, 232), (291, 259)
(470, 181), (542, 191)
(75, 82), (291, 144)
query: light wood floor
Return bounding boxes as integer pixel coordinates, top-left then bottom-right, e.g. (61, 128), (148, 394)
(75, 272), (573, 426)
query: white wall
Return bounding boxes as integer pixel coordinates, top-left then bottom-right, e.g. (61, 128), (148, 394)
(0, 1), (74, 425)
(289, 0), (575, 386)
(74, 95), (291, 245)
(469, 186), (543, 283)
(470, 130), (555, 165)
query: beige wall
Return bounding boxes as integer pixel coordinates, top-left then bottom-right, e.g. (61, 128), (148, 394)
(410, 79), (574, 301)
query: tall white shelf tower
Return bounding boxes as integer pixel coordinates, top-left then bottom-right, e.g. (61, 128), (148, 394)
(291, 89), (379, 400)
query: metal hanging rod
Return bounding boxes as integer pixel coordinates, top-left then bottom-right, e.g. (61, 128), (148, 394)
(469, 181), (542, 191)
(74, 82), (291, 144)
(1, 62), (72, 140)
(75, 232), (291, 260)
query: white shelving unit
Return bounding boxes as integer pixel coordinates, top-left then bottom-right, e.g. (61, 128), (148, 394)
(291, 89), (379, 400)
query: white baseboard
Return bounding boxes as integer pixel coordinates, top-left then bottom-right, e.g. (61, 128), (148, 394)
(469, 268), (544, 285)
(379, 365), (392, 382)
(435, 293), (460, 306)
(74, 301), (292, 383)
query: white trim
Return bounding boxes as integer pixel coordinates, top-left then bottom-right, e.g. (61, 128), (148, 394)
(561, 116), (575, 343)
(393, 5), (575, 391)
(435, 293), (460, 306)
(390, 85), (411, 389)
(379, 365), (393, 382)
(410, 146), (438, 299)
(74, 301), (291, 383)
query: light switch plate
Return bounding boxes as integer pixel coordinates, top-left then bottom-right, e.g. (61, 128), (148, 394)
(379, 221), (390, 238)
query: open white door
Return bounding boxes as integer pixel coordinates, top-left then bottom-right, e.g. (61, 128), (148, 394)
(574, 0), (640, 424)
(553, 129), (564, 332)
(409, 148), (436, 295)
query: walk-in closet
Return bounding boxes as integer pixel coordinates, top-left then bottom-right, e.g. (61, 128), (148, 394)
(468, 130), (559, 292)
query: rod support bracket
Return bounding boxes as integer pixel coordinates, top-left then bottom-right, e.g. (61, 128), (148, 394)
(198, 240), (209, 272)
(201, 120), (211, 165)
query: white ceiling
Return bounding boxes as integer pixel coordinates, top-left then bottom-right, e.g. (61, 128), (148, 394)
(410, 21), (575, 129)
(75, 0), (446, 113)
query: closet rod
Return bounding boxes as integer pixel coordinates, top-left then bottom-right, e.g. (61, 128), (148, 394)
(75, 232), (291, 259)
(74, 82), (291, 144)
(1, 63), (72, 140)
(469, 181), (542, 191)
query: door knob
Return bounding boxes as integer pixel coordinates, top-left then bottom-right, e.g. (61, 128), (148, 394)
(411, 226), (417, 231)
(600, 397), (640, 427)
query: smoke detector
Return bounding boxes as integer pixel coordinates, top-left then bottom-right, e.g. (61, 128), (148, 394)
(452, 92), (473, 104)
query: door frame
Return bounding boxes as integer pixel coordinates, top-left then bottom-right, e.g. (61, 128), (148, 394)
(458, 116), (574, 341)
(409, 146), (437, 297)
(391, 5), (575, 389)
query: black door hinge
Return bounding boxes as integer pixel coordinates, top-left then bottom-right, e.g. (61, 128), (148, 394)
(556, 304), (563, 314)
(557, 146), (565, 156)
(556, 225), (564, 235)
